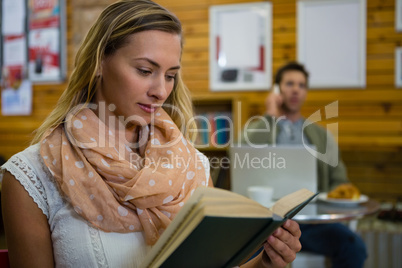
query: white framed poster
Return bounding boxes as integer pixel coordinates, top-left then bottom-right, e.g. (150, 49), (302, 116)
(297, 0), (366, 88)
(28, 27), (61, 81)
(396, 0), (402, 32)
(28, 0), (66, 83)
(395, 47), (402, 87)
(2, 0), (26, 35)
(209, 2), (272, 91)
(1, 35), (33, 116)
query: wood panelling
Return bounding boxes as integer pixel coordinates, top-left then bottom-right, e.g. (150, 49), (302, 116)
(367, 0), (394, 9)
(168, 0), (402, 201)
(0, 1), (73, 159)
(0, 0), (401, 201)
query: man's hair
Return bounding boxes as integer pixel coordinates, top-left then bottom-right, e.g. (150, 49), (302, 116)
(274, 62), (309, 85)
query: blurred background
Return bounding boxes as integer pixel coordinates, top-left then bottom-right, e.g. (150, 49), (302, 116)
(0, 1), (401, 267)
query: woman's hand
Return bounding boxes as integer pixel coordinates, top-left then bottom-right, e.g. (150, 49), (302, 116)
(262, 219), (302, 268)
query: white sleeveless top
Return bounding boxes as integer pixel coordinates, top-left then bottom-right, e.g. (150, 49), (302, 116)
(0, 144), (210, 268)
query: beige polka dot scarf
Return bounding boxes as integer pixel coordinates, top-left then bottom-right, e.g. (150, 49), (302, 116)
(40, 107), (210, 245)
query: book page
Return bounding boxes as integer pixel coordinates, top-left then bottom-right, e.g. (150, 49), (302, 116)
(141, 187), (315, 268)
(142, 188), (273, 267)
(271, 188), (315, 218)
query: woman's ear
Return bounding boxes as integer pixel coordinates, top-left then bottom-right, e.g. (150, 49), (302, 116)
(96, 65), (102, 76)
(97, 60), (104, 76)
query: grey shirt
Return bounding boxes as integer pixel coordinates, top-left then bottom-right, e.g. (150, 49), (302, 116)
(276, 118), (309, 145)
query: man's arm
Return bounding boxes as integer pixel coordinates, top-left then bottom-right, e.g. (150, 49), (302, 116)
(328, 155), (349, 190)
(2, 171), (54, 267)
(325, 132), (349, 189)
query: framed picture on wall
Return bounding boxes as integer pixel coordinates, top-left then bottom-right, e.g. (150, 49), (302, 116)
(297, 0), (366, 88)
(396, 0), (402, 32)
(209, 2), (272, 91)
(395, 47), (402, 87)
(27, 0), (66, 83)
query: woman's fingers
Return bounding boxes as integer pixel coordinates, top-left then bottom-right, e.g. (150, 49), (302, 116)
(262, 220), (302, 267)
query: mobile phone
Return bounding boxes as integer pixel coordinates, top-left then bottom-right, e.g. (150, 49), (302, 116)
(272, 84), (280, 95)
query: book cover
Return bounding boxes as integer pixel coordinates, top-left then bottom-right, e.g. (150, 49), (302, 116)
(141, 187), (317, 268)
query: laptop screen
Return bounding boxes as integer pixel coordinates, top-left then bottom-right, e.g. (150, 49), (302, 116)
(229, 145), (317, 200)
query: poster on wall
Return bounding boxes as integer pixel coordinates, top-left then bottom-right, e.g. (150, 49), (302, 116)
(29, 0), (60, 29)
(28, 27), (60, 81)
(2, 0), (26, 35)
(1, 80), (33, 116)
(1, 34), (33, 116)
(395, 47), (402, 87)
(396, 0), (402, 32)
(209, 2), (272, 91)
(297, 0), (366, 88)
(28, 0), (65, 82)
(1, 0), (26, 81)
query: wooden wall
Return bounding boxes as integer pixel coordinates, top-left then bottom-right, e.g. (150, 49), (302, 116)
(0, 0), (401, 201)
(158, 0), (402, 202)
(0, 0), (73, 159)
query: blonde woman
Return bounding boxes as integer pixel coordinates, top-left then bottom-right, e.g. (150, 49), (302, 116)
(1, 1), (301, 267)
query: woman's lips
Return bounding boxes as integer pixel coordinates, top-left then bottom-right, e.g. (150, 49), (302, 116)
(138, 103), (158, 113)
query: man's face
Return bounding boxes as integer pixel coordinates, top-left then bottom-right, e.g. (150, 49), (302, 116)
(279, 70), (308, 114)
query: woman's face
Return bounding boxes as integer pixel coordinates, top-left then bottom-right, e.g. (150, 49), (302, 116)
(96, 30), (181, 127)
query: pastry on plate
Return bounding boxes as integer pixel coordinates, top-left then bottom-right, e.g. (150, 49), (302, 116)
(327, 183), (361, 200)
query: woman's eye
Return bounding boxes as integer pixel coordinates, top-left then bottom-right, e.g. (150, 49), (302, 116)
(166, 74), (176, 81)
(137, 69), (151, 76)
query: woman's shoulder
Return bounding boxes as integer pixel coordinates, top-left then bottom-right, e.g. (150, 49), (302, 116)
(1, 143), (44, 178)
(1, 143), (54, 217)
(5, 143), (41, 160)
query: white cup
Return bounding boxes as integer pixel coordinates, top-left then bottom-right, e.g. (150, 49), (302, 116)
(247, 186), (274, 207)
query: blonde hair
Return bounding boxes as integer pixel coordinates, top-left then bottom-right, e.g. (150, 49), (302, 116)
(32, 0), (196, 144)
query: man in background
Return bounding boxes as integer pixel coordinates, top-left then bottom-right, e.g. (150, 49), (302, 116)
(242, 62), (367, 268)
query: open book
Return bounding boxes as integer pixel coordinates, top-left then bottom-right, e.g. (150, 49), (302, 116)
(140, 187), (317, 268)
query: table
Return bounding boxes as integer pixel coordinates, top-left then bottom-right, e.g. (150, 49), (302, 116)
(293, 199), (381, 224)
(288, 198), (381, 268)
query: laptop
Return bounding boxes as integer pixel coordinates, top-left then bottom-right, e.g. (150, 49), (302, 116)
(229, 145), (317, 200)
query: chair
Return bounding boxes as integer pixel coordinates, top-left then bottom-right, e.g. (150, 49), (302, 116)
(0, 249), (10, 268)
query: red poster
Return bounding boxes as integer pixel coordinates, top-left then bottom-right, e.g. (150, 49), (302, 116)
(29, 0), (60, 30)
(28, 28), (60, 81)
(2, 35), (26, 88)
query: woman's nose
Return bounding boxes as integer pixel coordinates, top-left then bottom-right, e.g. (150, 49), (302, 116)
(148, 76), (168, 100)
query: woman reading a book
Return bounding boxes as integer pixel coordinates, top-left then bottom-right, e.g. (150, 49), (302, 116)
(1, 1), (301, 267)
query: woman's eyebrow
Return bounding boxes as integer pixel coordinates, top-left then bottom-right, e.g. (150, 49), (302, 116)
(135, 57), (181, 70)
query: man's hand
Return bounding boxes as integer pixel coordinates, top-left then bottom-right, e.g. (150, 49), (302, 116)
(264, 91), (283, 118)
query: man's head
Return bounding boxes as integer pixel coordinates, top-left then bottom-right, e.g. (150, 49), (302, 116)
(275, 62), (309, 114)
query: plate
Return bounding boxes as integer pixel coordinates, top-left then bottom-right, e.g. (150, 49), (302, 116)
(317, 193), (369, 206)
